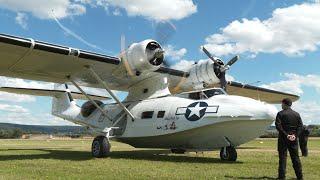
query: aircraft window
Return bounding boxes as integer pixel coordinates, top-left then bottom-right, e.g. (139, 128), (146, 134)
(189, 92), (201, 100)
(141, 111), (154, 119)
(203, 89), (224, 98)
(188, 92), (207, 100)
(157, 111), (165, 118)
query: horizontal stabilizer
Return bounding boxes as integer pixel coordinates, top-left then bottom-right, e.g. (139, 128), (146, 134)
(0, 87), (110, 101)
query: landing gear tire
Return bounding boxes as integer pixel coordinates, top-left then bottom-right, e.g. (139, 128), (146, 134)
(171, 148), (186, 154)
(91, 136), (110, 158)
(220, 146), (237, 161)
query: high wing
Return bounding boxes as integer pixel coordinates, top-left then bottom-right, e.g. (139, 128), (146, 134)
(225, 81), (299, 104)
(0, 33), (185, 91)
(167, 74), (299, 104)
(0, 33), (299, 104)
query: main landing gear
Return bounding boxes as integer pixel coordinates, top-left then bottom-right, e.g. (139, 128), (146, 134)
(91, 136), (111, 158)
(220, 146), (237, 161)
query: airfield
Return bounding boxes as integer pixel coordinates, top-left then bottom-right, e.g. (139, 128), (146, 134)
(0, 138), (319, 179)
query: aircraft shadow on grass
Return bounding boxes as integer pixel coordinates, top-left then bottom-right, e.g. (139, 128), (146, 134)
(0, 148), (243, 164)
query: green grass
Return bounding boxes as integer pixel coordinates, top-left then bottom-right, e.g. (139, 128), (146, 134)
(0, 138), (319, 180)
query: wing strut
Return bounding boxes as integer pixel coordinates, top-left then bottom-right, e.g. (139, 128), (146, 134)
(69, 78), (112, 121)
(86, 66), (135, 120)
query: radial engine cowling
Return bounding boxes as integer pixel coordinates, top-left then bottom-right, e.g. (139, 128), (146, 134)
(81, 100), (103, 118)
(123, 40), (164, 75)
(183, 60), (221, 89)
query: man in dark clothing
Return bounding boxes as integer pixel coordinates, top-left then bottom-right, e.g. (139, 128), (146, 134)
(299, 125), (310, 157)
(276, 98), (303, 180)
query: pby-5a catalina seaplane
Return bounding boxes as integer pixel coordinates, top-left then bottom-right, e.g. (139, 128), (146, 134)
(0, 33), (298, 161)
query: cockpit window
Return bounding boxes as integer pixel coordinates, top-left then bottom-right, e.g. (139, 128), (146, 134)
(203, 89), (225, 98)
(188, 91), (208, 100)
(177, 88), (226, 100)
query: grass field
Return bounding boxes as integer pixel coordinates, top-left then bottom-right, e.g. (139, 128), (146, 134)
(0, 138), (319, 180)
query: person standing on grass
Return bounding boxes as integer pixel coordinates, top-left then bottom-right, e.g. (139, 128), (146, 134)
(299, 125), (311, 157)
(276, 98), (303, 180)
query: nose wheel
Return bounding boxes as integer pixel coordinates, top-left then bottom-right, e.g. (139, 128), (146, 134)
(220, 146), (237, 161)
(91, 136), (111, 158)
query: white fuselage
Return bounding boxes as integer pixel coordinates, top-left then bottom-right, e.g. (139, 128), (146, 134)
(63, 93), (277, 151)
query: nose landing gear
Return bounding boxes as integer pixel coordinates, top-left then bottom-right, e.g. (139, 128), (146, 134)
(220, 146), (237, 161)
(91, 136), (111, 158)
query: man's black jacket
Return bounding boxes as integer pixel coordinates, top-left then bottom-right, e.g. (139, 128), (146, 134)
(276, 108), (303, 138)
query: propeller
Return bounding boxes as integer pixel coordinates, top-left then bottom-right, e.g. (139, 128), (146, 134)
(146, 41), (164, 66)
(119, 20), (175, 76)
(120, 34), (134, 76)
(201, 46), (239, 91)
(155, 21), (176, 46)
(154, 21), (177, 67)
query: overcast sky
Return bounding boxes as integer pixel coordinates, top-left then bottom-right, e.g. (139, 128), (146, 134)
(0, 0), (319, 125)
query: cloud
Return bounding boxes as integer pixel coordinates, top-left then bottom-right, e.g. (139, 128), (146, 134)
(0, 0), (196, 25)
(203, 3), (320, 57)
(0, 0), (86, 19)
(91, 0), (197, 21)
(112, 9), (121, 16)
(170, 59), (194, 71)
(0, 76), (52, 89)
(260, 73), (320, 124)
(225, 74), (235, 81)
(310, 0), (320, 3)
(164, 45), (187, 60)
(15, 12), (28, 29)
(0, 104), (29, 113)
(0, 92), (36, 103)
(261, 73), (320, 95)
(292, 101), (320, 125)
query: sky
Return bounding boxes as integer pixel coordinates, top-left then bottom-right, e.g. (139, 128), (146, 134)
(0, 0), (319, 125)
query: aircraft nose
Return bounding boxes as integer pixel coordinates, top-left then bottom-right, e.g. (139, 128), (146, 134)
(237, 98), (277, 121)
(264, 103), (278, 120)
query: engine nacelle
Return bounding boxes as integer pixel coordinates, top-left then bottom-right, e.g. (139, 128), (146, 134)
(122, 40), (164, 75)
(81, 100), (104, 118)
(183, 60), (220, 89)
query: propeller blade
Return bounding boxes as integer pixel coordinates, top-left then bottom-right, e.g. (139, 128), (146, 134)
(226, 55), (239, 66)
(202, 46), (222, 65)
(162, 59), (170, 67)
(155, 21), (176, 45)
(120, 34), (134, 76)
(202, 46), (214, 60)
(219, 72), (227, 91)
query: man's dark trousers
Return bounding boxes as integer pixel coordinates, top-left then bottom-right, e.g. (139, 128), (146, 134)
(299, 136), (308, 157)
(278, 136), (303, 179)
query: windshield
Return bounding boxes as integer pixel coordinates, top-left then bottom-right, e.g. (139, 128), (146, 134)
(187, 88), (226, 100)
(203, 89), (225, 98)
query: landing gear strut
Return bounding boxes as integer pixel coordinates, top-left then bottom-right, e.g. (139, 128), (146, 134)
(91, 136), (111, 158)
(220, 146), (237, 161)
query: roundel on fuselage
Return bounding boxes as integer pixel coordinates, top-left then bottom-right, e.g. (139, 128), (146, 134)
(185, 101), (208, 121)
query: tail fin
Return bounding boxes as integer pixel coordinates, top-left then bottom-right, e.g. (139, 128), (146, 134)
(0, 84), (110, 124)
(52, 83), (75, 116)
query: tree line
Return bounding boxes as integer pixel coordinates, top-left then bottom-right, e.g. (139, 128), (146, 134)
(0, 128), (23, 139)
